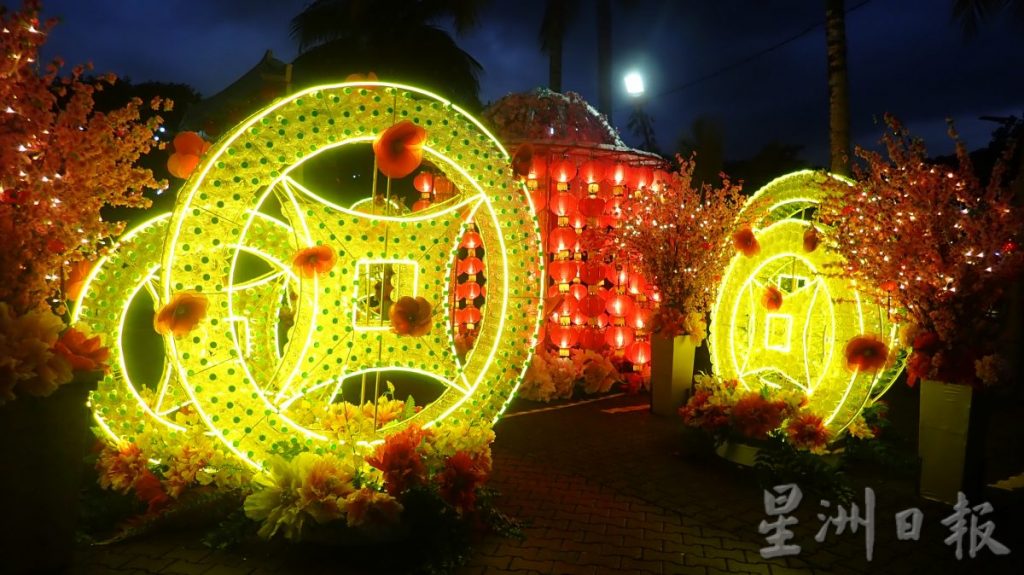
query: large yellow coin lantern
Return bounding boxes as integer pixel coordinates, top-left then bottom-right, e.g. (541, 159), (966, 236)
(709, 171), (904, 434)
(77, 82), (545, 469)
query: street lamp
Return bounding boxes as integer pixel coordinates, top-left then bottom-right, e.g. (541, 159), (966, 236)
(624, 71), (645, 97)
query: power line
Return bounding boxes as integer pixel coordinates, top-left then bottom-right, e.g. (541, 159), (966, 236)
(619, 0), (872, 111)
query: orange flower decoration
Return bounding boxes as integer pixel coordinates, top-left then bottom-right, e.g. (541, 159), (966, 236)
(844, 334), (889, 373)
(803, 226), (819, 252)
(731, 392), (789, 439)
(154, 292), (209, 337)
(761, 285), (783, 311)
(366, 425), (430, 496)
(511, 143), (534, 178)
(65, 258), (92, 302)
(344, 71), (378, 82)
(786, 413), (831, 451)
(732, 224), (760, 257)
(53, 327), (110, 372)
(438, 451), (488, 513)
(293, 245), (337, 278)
(389, 296), (433, 336)
(373, 120), (427, 179)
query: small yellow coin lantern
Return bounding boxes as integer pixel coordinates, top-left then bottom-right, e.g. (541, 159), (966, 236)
(709, 171), (904, 433)
(158, 82), (543, 468)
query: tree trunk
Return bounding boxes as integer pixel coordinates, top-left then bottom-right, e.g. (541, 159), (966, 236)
(825, 0), (851, 176)
(596, 0), (613, 123)
(550, 36), (563, 93)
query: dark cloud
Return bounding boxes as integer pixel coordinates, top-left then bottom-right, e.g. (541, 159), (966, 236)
(37, 0), (1024, 163)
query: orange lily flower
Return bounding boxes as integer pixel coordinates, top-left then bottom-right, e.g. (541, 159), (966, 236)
(293, 245), (337, 278)
(389, 296), (432, 336)
(845, 334), (889, 373)
(53, 326), (110, 372)
(153, 292), (209, 337)
(373, 121), (427, 179)
(732, 224), (760, 257)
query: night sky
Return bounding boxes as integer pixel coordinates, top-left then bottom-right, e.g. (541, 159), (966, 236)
(37, 0), (1024, 166)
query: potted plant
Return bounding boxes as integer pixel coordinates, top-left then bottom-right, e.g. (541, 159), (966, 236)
(612, 155), (745, 415)
(819, 115), (1024, 503)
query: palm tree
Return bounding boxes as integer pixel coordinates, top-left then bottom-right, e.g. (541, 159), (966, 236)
(539, 0), (578, 94)
(289, 0), (487, 110)
(952, 0), (1024, 37)
(825, 0), (850, 176)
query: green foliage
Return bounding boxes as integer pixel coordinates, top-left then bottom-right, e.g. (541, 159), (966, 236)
(201, 507), (258, 551)
(754, 433), (854, 505)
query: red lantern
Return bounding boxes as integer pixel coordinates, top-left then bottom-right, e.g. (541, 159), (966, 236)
(528, 155), (548, 180)
(459, 256), (484, 276)
(605, 325), (635, 349)
(631, 166), (653, 190)
(579, 196), (606, 218)
(627, 307), (652, 331)
(580, 294), (606, 318)
(548, 227), (579, 253)
(434, 175), (455, 201)
(605, 293), (635, 317)
(549, 294), (578, 321)
(549, 191), (578, 217)
(579, 159), (605, 186)
(550, 157), (576, 184)
(625, 340), (652, 365)
(457, 281), (482, 300)
(627, 273), (647, 295)
(548, 260), (579, 284)
(603, 197), (625, 219)
(412, 198), (432, 212)
(568, 283), (588, 301)
(579, 261), (606, 285)
(548, 324), (579, 348)
(609, 163), (628, 185)
(413, 171), (434, 193)
(456, 306), (482, 328)
(579, 328), (605, 351)
(570, 307), (588, 326)
(460, 230), (482, 249)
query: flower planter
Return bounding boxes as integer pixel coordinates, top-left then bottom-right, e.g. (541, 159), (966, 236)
(918, 379), (981, 505)
(715, 439), (761, 467)
(650, 334), (697, 416)
(0, 374), (99, 574)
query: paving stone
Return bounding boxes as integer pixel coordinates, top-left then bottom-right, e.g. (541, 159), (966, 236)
(164, 560), (210, 575)
(122, 556), (174, 572)
(509, 557), (554, 572)
(683, 554), (727, 570)
(201, 565), (253, 575)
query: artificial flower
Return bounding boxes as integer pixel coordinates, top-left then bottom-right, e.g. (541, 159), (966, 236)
(65, 258), (92, 302)
(134, 469), (171, 513)
(360, 397), (407, 427)
(373, 120), (427, 179)
(0, 303), (72, 403)
(344, 488), (403, 528)
(389, 296), (432, 336)
(803, 225), (820, 252)
(761, 285), (783, 311)
(96, 441), (149, 494)
(845, 414), (875, 440)
(437, 451), (488, 513)
(298, 453), (356, 523)
(679, 389), (730, 433)
(162, 442), (215, 498)
(366, 425), (431, 496)
(844, 334), (889, 373)
(974, 354), (1005, 387)
(730, 392), (789, 439)
(732, 224), (760, 257)
(153, 292), (209, 337)
(786, 412), (831, 453)
(244, 456), (307, 540)
(53, 326), (109, 372)
(573, 349), (619, 394)
(292, 245), (337, 278)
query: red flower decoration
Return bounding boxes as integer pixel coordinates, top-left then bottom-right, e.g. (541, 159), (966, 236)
(803, 226), (819, 253)
(761, 285), (783, 311)
(366, 425), (430, 496)
(679, 390), (730, 433)
(373, 121), (427, 179)
(154, 292), (209, 337)
(844, 334), (889, 373)
(389, 296), (432, 336)
(437, 451), (488, 513)
(65, 259), (92, 302)
(133, 469), (170, 513)
(292, 245), (337, 278)
(786, 413), (831, 451)
(730, 393), (789, 439)
(54, 327), (110, 372)
(732, 224), (760, 257)
(511, 143), (534, 178)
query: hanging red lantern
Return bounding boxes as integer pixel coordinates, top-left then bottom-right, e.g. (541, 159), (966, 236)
(459, 256), (484, 276)
(460, 230), (482, 249)
(579, 261), (606, 285)
(549, 294), (579, 320)
(627, 273), (647, 295)
(609, 163), (629, 186)
(580, 294), (606, 318)
(579, 328), (605, 351)
(548, 227), (579, 253)
(568, 283), (588, 301)
(566, 210), (586, 230)
(528, 155), (548, 179)
(605, 325), (635, 349)
(579, 159), (605, 188)
(605, 293), (635, 317)
(570, 307), (588, 326)
(631, 166), (653, 190)
(550, 157), (576, 186)
(579, 196), (607, 218)
(627, 307), (653, 331)
(548, 324), (579, 348)
(456, 306), (483, 329)
(434, 175), (455, 201)
(625, 340), (652, 365)
(412, 198), (432, 212)
(530, 187), (548, 211)
(413, 171), (434, 193)
(549, 191), (578, 217)
(457, 281), (482, 300)
(548, 260), (579, 286)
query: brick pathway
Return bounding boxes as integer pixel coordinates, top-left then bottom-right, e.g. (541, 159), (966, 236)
(73, 391), (1024, 574)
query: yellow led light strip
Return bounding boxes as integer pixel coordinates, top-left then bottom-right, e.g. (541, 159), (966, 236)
(709, 171), (905, 434)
